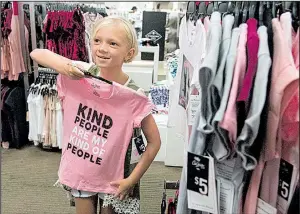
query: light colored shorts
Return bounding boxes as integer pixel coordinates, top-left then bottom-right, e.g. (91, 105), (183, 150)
(71, 189), (106, 199)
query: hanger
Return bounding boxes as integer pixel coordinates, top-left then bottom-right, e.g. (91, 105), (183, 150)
(275, 2), (284, 17)
(259, 2), (265, 26)
(3, 1), (11, 9)
(233, 1), (242, 28)
(186, 1), (195, 21)
(219, 2), (228, 15)
(284, 1), (292, 12)
(292, 2), (299, 19)
(70, 64), (113, 85)
(213, 1), (219, 12)
(242, 2), (249, 23)
(249, 2), (257, 19)
(206, 2), (214, 16)
(291, 2), (299, 31)
(197, 2), (206, 20)
(222, 1), (234, 20)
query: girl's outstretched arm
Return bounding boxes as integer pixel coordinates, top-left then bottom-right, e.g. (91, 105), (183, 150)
(30, 49), (84, 78)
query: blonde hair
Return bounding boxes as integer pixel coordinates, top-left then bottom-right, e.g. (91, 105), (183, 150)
(91, 16), (139, 63)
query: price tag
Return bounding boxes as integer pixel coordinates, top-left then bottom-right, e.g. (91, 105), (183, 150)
(133, 135), (146, 155)
(130, 140), (141, 164)
(188, 95), (200, 125)
(26, 111), (29, 122)
(187, 152), (218, 213)
(276, 159), (294, 214)
(278, 159), (293, 200)
(218, 178), (234, 214)
(216, 158), (237, 180)
(256, 198), (277, 214)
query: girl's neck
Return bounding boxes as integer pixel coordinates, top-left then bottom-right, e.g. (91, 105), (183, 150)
(100, 67), (129, 85)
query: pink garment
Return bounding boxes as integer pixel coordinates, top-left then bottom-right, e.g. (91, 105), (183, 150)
(57, 74), (153, 194)
(219, 23), (247, 146)
(237, 18), (259, 109)
(8, 14), (26, 80)
(243, 154), (265, 214)
(263, 19), (299, 162)
(292, 28), (299, 70)
(280, 12), (293, 50)
(204, 16), (210, 32)
(244, 18), (299, 211)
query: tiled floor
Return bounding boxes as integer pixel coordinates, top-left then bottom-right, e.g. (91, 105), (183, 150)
(2, 145), (181, 214)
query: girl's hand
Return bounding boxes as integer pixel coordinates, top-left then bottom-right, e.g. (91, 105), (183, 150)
(110, 178), (135, 200)
(65, 63), (84, 79)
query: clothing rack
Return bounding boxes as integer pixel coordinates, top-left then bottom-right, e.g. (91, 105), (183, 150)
(37, 67), (58, 74)
(46, 2), (82, 11)
(162, 180), (179, 214)
(164, 180), (180, 190)
(171, 1), (299, 214)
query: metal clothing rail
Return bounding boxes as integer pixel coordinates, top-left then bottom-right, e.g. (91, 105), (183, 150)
(37, 67), (58, 74)
(164, 179), (180, 190)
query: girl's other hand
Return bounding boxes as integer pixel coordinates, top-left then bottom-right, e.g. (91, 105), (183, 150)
(110, 178), (135, 200)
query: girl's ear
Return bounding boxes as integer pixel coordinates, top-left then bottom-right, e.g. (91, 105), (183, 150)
(125, 48), (135, 62)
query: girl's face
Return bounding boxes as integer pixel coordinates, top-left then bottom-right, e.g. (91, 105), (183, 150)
(91, 24), (133, 69)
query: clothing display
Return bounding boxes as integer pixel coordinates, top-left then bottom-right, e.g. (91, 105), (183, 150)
(83, 12), (103, 63)
(170, 3), (299, 214)
(1, 2), (30, 80)
(165, 49), (180, 79)
(27, 68), (63, 149)
(1, 75), (28, 149)
(2, 2), (300, 214)
(149, 83), (169, 114)
(43, 8), (88, 62)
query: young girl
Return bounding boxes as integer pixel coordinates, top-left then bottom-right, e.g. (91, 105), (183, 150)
(30, 17), (161, 214)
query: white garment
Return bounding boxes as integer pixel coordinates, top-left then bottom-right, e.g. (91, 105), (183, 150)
(167, 17), (206, 171)
(36, 86), (45, 142)
(27, 86), (39, 143)
(83, 13), (103, 63)
(128, 11), (142, 29)
(168, 17), (206, 127)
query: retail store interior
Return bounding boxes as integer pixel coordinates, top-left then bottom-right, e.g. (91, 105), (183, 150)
(1, 1), (299, 214)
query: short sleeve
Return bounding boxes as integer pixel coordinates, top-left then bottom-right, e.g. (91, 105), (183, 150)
(132, 92), (155, 128)
(56, 74), (68, 101)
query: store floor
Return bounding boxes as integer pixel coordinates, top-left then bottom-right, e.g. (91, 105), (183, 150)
(1, 145), (182, 214)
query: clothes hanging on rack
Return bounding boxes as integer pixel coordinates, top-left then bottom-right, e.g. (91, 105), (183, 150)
(83, 12), (103, 63)
(149, 84), (169, 114)
(161, 180), (179, 214)
(27, 68), (63, 149)
(1, 2), (30, 80)
(1, 75), (28, 149)
(171, 2), (299, 213)
(165, 49), (180, 79)
(43, 8), (88, 62)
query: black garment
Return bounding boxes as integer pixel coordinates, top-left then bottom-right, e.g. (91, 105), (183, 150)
(288, 184), (299, 214)
(2, 87), (28, 148)
(1, 86), (13, 143)
(263, 7), (274, 59)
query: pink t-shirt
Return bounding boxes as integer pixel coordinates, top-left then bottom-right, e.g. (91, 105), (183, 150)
(219, 23), (248, 146)
(57, 74), (153, 194)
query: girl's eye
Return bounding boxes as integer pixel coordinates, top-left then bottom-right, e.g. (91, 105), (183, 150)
(111, 42), (117, 46)
(94, 39), (100, 43)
